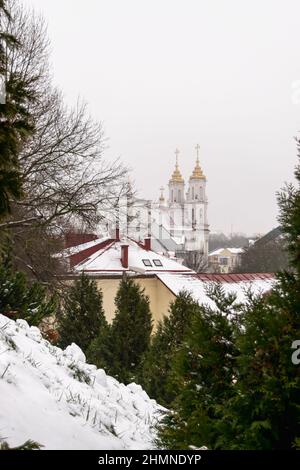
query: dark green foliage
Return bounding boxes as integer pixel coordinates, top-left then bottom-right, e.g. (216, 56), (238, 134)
(69, 362), (91, 385)
(0, 232), (56, 326)
(239, 239), (289, 273)
(215, 278), (300, 449)
(157, 285), (239, 449)
(0, 1), (36, 217)
(58, 273), (107, 355)
(158, 145), (300, 450)
(90, 278), (152, 384)
(278, 144), (300, 274)
(86, 321), (112, 371)
(0, 264), (56, 326)
(137, 291), (200, 407)
(0, 439), (43, 450)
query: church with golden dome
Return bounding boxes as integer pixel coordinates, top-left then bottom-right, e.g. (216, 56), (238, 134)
(123, 145), (210, 265)
(159, 144), (209, 258)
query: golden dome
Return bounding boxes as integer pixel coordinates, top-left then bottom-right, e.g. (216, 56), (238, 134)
(190, 144), (206, 180)
(170, 149), (184, 184)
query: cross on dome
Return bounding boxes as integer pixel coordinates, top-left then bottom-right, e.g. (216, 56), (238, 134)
(170, 148), (184, 183)
(190, 144), (205, 180)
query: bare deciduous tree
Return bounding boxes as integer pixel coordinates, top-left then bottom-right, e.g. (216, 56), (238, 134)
(0, 1), (130, 280)
(182, 250), (208, 272)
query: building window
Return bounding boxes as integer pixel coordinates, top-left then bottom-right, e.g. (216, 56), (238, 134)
(200, 187), (203, 200)
(153, 259), (163, 267)
(142, 259), (152, 267)
(220, 257), (228, 266)
(192, 187), (194, 200)
(192, 208), (195, 224)
(178, 189), (181, 202)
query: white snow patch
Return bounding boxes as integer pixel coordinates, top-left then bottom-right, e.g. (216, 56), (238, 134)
(0, 315), (164, 450)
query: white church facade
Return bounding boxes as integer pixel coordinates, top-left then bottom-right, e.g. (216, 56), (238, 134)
(104, 145), (209, 264)
(163, 145), (209, 257)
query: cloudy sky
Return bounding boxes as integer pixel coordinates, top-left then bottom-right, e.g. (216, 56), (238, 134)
(27, 0), (300, 235)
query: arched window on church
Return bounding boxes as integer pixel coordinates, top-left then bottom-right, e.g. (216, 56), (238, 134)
(171, 189), (174, 202)
(200, 187), (203, 200)
(178, 189), (181, 202)
(192, 187), (194, 200)
(192, 208), (195, 224)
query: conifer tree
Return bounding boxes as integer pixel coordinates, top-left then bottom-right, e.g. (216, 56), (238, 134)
(138, 291), (200, 406)
(158, 144), (300, 450)
(215, 283), (300, 449)
(58, 273), (107, 354)
(0, 1), (36, 216)
(86, 320), (112, 370)
(97, 277), (152, 384)
(214, 148), (300, 450)
(157, 285), (239, 449)
(0, 263), (56, 326)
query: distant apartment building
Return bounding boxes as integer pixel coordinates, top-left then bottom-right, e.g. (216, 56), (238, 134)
(208, 247), (244, 273)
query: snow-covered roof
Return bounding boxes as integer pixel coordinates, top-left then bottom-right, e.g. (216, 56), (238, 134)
(66, 237), (192, 276)
(61, 236), (112, 257)
(209, 247), (244, 257)
(157, 272), (275, 309)
(63, 237), (275, 308)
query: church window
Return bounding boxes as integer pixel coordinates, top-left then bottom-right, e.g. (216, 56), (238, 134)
(178, 189), (181, 202)
(192, 187), (194, 199)
(200, 187), (203, 200)
(142, 259), (152, 267)
(171, 190), (174, 202)
(192, 208), (195, 223)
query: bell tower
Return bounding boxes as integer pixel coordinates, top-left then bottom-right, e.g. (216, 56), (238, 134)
(168, 149), (185, 205)
(185, 144), (209, 256)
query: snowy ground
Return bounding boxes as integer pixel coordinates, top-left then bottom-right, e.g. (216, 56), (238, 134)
(0, 314), (164, 450)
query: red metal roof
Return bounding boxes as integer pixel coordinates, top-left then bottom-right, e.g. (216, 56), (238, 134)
(64, 232), (98, 249)
(196, 273), (275, 283)
(69, 239), (116, 268)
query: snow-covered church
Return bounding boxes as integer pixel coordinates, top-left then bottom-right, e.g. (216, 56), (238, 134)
(124, 145), (210, 263)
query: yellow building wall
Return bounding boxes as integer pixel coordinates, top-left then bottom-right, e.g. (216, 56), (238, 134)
(95, 276), (176, 328)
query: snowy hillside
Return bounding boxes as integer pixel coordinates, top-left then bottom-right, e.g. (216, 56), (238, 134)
(0, 314), (163, 450)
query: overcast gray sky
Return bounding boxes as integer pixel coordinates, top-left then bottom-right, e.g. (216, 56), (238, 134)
(27, 0), (300, 235)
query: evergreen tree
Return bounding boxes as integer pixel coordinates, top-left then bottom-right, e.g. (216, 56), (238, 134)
(0, 1), (36, 216)
(214, 148), (300, 449)
(0, 263), (56, 326)
(215, 282), (300, 449)
(138, 291), (200, 406)
(95, 278), (152, 384)
(158, 144), (300, 450)
(157, 285), (239, 450)
(86, 320), (112, 370)
(58, 273), (107, 355)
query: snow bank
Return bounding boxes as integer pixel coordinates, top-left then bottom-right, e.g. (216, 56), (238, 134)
(0, 314), (164, 450)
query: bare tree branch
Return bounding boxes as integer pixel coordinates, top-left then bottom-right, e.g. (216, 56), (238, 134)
(0, 215), (43, 229)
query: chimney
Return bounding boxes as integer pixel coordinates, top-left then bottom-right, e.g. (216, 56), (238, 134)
(121, 245), (129, 268)
(144, 237), (151, 251)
